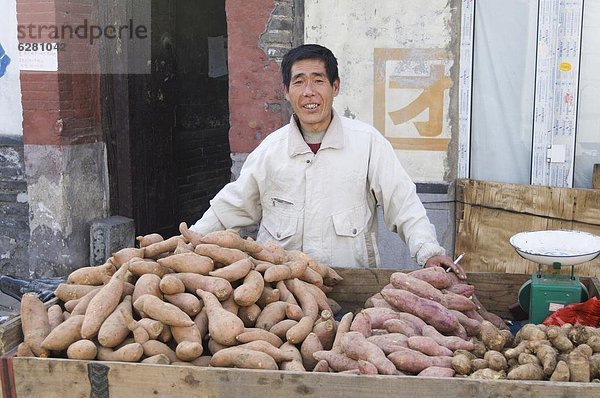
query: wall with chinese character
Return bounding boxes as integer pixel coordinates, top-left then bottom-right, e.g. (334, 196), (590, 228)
(0, 0), (23, 137)
(305, 0), (459, 183)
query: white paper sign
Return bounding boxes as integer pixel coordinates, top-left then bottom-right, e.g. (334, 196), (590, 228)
(19, 47), (58, 72)
(208, 36), (227, 78)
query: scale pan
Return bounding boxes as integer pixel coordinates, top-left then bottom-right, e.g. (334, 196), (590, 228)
(509, 230), (600, 267)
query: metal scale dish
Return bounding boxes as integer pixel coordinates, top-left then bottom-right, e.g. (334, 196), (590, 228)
(509, 230), (600, 324)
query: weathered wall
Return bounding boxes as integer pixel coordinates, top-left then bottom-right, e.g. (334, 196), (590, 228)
(226, 0), (299, 160)
(15, 0), (109, 277)
(305, 0), (460, 183)
(0, 0), (29, 273)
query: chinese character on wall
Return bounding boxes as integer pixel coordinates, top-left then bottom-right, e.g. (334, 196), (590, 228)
(373, 48), (453, 151)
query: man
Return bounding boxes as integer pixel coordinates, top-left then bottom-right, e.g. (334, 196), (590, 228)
(191, 44), (465, 278)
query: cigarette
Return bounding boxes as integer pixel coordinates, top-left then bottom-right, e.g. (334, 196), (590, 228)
(446, 253), (465, 272)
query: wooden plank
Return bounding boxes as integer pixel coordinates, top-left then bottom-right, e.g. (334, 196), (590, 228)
(0, 317), (22, 357)
(455, 179), (600, 277)
(11, 357), (600, 398)
(593, 164), (600, 189)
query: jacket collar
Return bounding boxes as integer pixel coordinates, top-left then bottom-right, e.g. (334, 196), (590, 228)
(287, 109), (345, 157)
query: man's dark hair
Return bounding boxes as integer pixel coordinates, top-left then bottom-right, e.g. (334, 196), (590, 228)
(281, 44), (339, 89)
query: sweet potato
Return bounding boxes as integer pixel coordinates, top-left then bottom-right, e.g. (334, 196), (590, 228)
(15, 342), (34, 358)
(256, 286), (280, 308)
(313, 318), (336, 350)
(97, 343), (143, 362)
(285, 278), (318, 320)
(136, 233), (163, 248)
(54, 283), (98, 302)
(340, 331), (398, 375)
(313, 359), (331, 373)
(197, 289), (245, 346)
(81, 264), (129, 339)
(47, 304), (64, 331)
(366, 333), (408, 355)
(381, 288), (459, 333)
(286, 316), (314, 345)
(388, 346), (453, 374)
(299, 266), (323, 287)
(66, 339), (97, 360)
(67, 261), (115, 285)
(199, 229), (263, 254)
(71, 288), (101, 316)
(484, 350), (508, 372)
(176, 273), (233, 301)
(407, 336), (453, 357)
(418, 366), (455, 377)
(127, 258), (171, 278)
(238, 303), (262, 328)
(179, 222), (204, 246)
(141, 354), (171, 365)
(237, 340), (295, 362)
(323, 266), (343, 287)
(209, 347), (278, 370)
(250, 241), (286, 265)
(112, 247), (145, 268)
(157, 252), (214, 275)
(421, 325), (475, 351)
(208, 258), (253, 282)
(164, 293), (203, 317)
(176, 341), (204, 361)
(132, 274), (163, 314)
(142, 340), (178, 363)
(255, 301), (289, 330)
(41, 314), (85, 351)
(133, 294), (195, 327)
(194, 243), (249, 265)
(20, 293), (51, 357)
(331, 312), (354, 353)
(279, 342), (306, 371)
(143, 236), (184, 258)
(312, 350), (359, 372)
(390, 272), (445, 302)
(237, 328), (283, 348)
(270, 319), (298, 340)
(382, 319), (417, 337)
(193, 307), (209, 340)
(159, 274), (186, 295)
(407, 266), (452, 289)
(349, 311), (372, 338)
(233, 270), (265, 306)
(301, 332), (324, 370)
(97, 296), (133, 347)
(450, 309), (481, 336)
(275, 280), (299, 305)
(137, 318), (164, 340)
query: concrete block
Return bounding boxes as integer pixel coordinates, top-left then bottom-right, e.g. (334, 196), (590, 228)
(90, 216), (135, 265)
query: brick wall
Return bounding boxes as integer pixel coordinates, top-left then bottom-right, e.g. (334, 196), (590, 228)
(175, 128), (232, 226)
(18, 0), (101, 146)
(0, 139), (29, 277)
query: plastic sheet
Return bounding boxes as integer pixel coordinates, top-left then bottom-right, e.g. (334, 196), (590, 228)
(543, 296), (600, 327)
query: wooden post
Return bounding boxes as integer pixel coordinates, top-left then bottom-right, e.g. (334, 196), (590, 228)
(594, 164), (600, 189)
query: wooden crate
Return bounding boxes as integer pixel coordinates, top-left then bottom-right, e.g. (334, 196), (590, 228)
(1, 268), (599, 398)
(455, 179), (600, 277)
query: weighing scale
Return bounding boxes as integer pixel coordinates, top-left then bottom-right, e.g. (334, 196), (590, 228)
(509, 230), (600, 324)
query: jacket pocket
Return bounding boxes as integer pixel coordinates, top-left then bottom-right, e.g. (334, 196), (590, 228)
(260, 212), (299, 241)
(331, 203), (372, 238)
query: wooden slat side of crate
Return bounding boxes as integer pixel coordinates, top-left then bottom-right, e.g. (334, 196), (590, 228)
(10, 357), (600, 398)
(455, 179), (600, 277)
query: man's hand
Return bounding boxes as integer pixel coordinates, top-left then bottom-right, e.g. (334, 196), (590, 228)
(425, 255), (467, 280)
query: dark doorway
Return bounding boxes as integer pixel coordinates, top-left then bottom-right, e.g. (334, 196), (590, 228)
(101, 0), (231, 238)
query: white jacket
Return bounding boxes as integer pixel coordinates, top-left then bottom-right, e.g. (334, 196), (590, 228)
(191, 111), (445, 268)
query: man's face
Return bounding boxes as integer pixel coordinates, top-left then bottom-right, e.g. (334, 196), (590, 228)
(285, 59), (340, 133)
